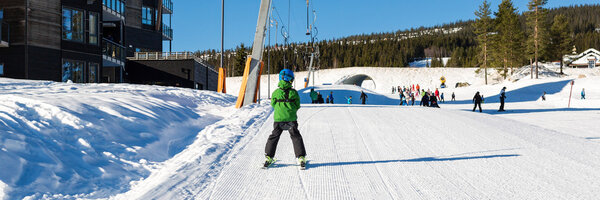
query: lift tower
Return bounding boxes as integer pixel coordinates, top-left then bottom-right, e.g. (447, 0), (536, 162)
(236, 0), (272, 108)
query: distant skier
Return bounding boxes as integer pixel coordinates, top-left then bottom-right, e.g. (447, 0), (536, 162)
(473, 91), (483, 113)
(264, 69), (306, 169)
(410, 92), (416, 105)
(498, 87), (507, 112)
(328, 91), (334, 104)
(451, 92), (456, 101)
(430, 94), (440, 108)
(346, 96), (353, 104)
(326, 96), (330, 103)
(309, 88), (318, 104)
(360, 91), (368, 104)
(440, 93), (445, 103)
(581, 88), (586, 99)
(541, 91), (546, 101)
(317, 92), (324, 104)
(399, 91), (405, 105)
(420, 92), (430, 107)
(435, 88), (440, 101)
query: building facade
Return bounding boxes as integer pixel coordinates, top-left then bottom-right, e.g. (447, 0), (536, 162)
(564, 48), (600, 68)
(0, 0), (173, 83)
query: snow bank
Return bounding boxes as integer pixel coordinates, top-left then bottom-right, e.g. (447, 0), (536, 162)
(0, 78), (237, 199)
(111, 103), (272, 200)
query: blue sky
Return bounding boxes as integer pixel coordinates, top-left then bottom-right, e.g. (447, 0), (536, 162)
(164, 0), (598, 52)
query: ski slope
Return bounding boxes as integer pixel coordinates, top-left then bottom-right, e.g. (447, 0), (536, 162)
(114, 84), (600, 199)
(1, 67), (599, 199)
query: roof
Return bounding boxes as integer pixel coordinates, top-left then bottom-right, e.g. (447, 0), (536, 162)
(564, 48), (600, 65)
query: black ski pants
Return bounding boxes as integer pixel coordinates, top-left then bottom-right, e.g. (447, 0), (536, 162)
(473, 102), (482, 112)
(265, 121), (306, 158)
(499, 98), (505, 111)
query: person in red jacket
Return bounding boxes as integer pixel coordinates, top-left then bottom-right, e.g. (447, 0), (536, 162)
(434, 88), (440, 101)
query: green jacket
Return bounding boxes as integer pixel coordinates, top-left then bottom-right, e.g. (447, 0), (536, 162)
(271, 80), (301, 122)
(310, 90), (318, 100)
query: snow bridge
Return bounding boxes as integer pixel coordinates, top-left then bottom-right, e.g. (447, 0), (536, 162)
(336, 74), (376, 90)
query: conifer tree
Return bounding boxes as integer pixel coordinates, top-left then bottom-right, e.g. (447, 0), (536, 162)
(474, 0), (493, 84)
(526, 0), (549, 79)
(550, 14), (573, 74)
(234, 44), (249, 77)
(495, 0), (525, 78)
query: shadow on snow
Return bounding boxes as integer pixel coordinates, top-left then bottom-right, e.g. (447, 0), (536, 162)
(308, 154), (521, 169)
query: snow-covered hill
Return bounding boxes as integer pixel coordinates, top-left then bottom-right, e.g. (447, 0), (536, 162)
(1, 66), (599, 199)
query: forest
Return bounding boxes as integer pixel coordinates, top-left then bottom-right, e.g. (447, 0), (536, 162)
(197, 4), (600, 77)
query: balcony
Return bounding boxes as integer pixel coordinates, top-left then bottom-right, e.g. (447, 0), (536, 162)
(0, 21), (8, 47)
(162, 0), (173, 14)
(103, 0), (125, 21)
(102, 38), (125, 67)
(162, 23), (173, 40)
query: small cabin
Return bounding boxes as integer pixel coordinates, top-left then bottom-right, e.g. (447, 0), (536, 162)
(564, 48), (600, 68)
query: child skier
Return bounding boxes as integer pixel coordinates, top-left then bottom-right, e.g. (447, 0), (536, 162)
(346, 96), (353, 104)
(264, 69), (307, 169)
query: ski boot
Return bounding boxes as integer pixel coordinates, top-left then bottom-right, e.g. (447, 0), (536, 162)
(297, 156), (307, 170)
(263, 156), (276, 169)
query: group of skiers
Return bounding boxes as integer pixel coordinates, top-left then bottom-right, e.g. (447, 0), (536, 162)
(394, 85), (449, 108)
(309, 89), (334, 104)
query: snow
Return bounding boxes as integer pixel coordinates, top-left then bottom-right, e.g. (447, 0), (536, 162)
(0, 79), (238, 199)
(1, 65), (599, 199)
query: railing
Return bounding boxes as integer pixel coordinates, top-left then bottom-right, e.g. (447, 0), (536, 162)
(0, 21), (8, 45)
(102, 38), (126, 63)
(131, 52), (194, 60)
(162, 23), (173, 40)
(103, 0), (125, 16)
(130, 52), (216, 71)
(163, 0), (173, 13)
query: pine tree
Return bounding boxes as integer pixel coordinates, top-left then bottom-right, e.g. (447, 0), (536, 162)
(474, 0), (493, 84)
(234, 44), (249, 77)
(495, 0), (525, 78)
(526, 0), (549, 79)
(550, 14), (573, 74)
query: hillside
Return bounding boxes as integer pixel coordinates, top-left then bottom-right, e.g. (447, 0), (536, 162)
(200, 4), (600, 76)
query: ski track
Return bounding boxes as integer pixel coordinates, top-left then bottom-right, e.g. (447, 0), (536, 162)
(193, 103), (600, 200)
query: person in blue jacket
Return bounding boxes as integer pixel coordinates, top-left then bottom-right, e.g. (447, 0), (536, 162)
(581, 88), (586, 99)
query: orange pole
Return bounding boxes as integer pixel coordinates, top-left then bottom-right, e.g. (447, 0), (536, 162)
(235, 57), (253, 108)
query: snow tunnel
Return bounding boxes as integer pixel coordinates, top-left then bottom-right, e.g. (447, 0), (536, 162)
(339, 74), (376, 90)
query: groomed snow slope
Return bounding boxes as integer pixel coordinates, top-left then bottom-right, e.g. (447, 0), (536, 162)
(115, 84), (600, 199)
(2, 66), (599, 199)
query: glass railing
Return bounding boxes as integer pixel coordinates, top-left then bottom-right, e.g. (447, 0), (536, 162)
(0, 21), (8, 44)
(102, 38), (126, 63)
(103, 0), (125, 16)
(163, 0), (173, 13)
(162, 23), (173, 40)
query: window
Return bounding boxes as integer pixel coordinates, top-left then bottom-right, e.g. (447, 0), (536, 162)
(142, 6), (154, 25)
(589, 60), (596, 68)
(0, 63), (4, 76)
(88, 63), (99, 83)
(89, 12), (99, 45)
(62, 60), (85, 83)
(62, 7), (85, 42)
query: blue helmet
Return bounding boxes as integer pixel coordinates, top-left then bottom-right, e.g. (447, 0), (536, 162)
(279, 69), (294, 82)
